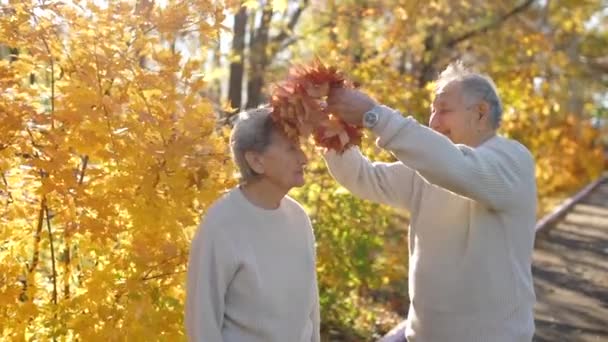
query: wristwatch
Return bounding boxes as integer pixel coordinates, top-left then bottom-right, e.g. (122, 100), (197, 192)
(363, 106), (380, 129)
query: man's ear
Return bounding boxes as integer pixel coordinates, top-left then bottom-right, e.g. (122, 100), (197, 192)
(245, 151), (264, 175)
(477, 101), (491, 124)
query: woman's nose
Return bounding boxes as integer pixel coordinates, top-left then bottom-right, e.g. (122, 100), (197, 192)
(299, 150), (308, 165)
(301, 153), (308, 165)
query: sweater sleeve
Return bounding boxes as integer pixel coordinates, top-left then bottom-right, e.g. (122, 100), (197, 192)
(310, 262), (321, 342)
(309, 225), (321, 342)
(370, 105), (534, 211)
(298, 207), (321, 342)
(185, 214), (237, 342)
(323, 147), (418, 211)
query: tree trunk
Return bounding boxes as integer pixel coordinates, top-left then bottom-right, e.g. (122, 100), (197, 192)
(566, 37), (584, 116)
(228, 6), (248, 111)
(348, 8), (363, 64)
(208, 40), (222, 104)
(245, 7), (272, 109)
(418, 32), (438, 87)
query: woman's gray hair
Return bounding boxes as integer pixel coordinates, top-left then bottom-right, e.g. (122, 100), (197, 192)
(436, 61), (503, 129)
(230, 106), (279, 184)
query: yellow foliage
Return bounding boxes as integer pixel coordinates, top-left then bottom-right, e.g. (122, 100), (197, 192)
(2, 0), (606, 340)
(0, 1), (233, 339)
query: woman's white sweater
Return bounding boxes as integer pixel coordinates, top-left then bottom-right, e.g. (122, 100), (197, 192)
(185, 187), (320, 342)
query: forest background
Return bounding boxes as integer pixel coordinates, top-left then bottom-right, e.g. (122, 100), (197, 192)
(1, 0), (607, 340)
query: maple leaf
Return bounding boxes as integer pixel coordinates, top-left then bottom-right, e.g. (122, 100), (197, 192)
(270, 59), (362, 153)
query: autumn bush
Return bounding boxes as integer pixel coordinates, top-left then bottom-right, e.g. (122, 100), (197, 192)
(1, 1), (232, 340)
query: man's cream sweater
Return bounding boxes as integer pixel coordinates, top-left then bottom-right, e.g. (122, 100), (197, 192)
(325, 105), (537, 342)
(185, 187), (320, 342)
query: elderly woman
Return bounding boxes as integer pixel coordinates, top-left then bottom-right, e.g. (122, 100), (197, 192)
(185, 106), (320, 342)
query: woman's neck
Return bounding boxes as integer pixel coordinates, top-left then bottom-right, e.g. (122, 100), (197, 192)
(240, 179), (288, 210)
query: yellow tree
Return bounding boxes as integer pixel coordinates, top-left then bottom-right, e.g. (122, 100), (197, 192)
(1, 0), (233, 339)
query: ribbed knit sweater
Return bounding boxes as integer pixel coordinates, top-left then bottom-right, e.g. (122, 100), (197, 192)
(324, 105), (537, 342)
(185, 187), (320, 342)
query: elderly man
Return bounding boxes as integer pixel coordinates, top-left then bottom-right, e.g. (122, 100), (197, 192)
(324, 62), (537, 342)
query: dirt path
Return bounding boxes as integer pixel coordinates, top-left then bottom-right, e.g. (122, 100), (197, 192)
(533, 178), (608, 342)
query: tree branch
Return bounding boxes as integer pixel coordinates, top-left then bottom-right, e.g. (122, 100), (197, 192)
(45, 204), (58, 305)
(31, 12), (56, 129)
(93, 42), (120, 152)
(416, 0), (536, 86)
(267, 0), (309, 59)
(271, 0), (309, 47)
(275, 21), (334, 53)
(27, 198), (46, 274)
(62, 155), (88, 299)
(19, 198), (45, 302)
(141, 270), (185, 281)
(446, 0), (536, 48)
(78, 155), (89, 185)
(63, 242), (71, 299)
(588, 56), (608, 74)
(1, 172), (13, 204)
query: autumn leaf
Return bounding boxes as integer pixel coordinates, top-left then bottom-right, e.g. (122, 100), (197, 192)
(270, 59), (362, 153)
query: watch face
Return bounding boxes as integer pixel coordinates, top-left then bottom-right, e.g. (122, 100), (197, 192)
(364, 111), (378, 127)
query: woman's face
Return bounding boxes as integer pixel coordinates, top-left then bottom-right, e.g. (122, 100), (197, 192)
(252, 131), (308, 191)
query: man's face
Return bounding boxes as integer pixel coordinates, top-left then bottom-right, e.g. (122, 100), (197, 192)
(429, 81), (487, 146)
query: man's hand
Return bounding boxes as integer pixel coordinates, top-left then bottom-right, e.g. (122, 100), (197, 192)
(327, 88), (377, 126)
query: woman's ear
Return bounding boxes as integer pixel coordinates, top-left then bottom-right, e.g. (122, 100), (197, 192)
(245, 151), (264, 175)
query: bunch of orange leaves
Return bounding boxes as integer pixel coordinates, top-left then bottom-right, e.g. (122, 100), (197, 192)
(270, 60), (362, 153)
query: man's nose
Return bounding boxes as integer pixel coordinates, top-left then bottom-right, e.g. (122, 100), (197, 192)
(429, 116), (440, 130)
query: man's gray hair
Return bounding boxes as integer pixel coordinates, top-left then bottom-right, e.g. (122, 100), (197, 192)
(230, 106), (278, 184)
(436, 61), (503, 128)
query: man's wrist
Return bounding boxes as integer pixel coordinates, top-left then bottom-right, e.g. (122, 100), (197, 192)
(362, 104), (382, 129)
(369, 105), (401, 136)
